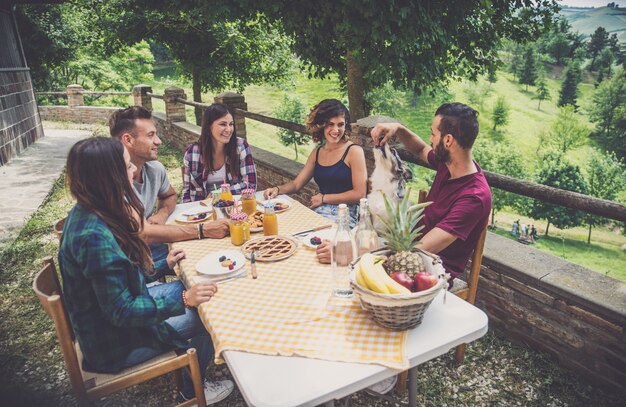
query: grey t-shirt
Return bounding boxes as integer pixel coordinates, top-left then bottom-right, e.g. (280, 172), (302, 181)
(133, 161), (171, 215)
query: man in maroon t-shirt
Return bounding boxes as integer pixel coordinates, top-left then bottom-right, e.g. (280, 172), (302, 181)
(371, 102), (492, 283)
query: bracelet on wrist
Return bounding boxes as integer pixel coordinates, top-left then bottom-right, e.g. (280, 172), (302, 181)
(321, 194), (325, 204)
(196, 223), (202, 240)
(182, 290), (193, 309)
(275, 186), (280, 195)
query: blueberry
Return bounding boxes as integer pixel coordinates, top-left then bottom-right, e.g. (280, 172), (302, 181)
(219, 255), (226, 262)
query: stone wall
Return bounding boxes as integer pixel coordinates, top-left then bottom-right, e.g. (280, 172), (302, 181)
(0, 69), (44, 166)
(39, 105), (118, 124)
(38, 91), (626, 394)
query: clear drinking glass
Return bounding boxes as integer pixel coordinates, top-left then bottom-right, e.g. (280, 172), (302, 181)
(331, 204), (356, 298)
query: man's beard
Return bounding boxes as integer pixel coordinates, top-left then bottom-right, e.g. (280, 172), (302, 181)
(434, 138), (450, 163)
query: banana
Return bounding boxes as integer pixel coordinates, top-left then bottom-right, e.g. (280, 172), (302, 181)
(359, 254), (390, 294)
(356, 261), (368, 288)
(374, 264), (411, 294)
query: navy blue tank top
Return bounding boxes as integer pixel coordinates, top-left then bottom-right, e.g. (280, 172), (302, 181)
(313, 144), (355, 195)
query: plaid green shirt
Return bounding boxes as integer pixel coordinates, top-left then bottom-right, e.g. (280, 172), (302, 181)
(58, 204), (188, 373)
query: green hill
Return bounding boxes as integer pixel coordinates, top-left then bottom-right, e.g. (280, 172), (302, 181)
(561, 6), (626, 42)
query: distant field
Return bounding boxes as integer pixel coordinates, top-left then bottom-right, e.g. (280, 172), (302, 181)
(561, 5), (626, 41)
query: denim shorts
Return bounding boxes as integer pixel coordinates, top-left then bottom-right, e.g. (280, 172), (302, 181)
(313, 203), (359, 228)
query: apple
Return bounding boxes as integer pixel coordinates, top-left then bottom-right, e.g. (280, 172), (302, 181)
(391, 272), (415, 292)
(415, 271), (437, 292)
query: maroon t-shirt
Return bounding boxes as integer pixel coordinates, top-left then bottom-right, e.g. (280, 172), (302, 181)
(418, 150), (492, 280)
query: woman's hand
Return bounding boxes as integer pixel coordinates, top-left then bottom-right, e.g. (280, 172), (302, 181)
(264, 186), (280, 200)
(202, 220), (230, 239)
(185, 282), (218, 307)
(166, 247), (186, 269)
(310, 193), (324, 209)
(315, 240), (331, 264)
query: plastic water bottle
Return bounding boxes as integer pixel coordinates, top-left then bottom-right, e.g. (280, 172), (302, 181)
(331, 204), (356, 298)
(354, 198), (380, 256)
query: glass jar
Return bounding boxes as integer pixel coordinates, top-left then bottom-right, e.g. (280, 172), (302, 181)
(263, 202), (278, 236)
(241, 188), (257, 216)
(220, 183), (233, 201)
(229, 212), (250, 246)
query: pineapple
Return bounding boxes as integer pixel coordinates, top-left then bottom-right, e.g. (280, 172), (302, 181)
(376, 188), (430, 279)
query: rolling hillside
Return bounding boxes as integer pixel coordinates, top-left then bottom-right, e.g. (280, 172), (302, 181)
(561, 5), (626, 41)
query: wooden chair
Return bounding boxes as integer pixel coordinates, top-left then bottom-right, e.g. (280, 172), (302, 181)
(54, 218), (66, 241)
(394, 190), (488, 394)
(32, 257), (206, 407)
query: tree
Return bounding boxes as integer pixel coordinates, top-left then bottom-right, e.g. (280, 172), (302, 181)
(487, 67), (498, 84)
(587, 26), (609, 71)
(534, 73), (551, 110)
(539, 105), (589, 154)
(491, 96), (509, 132)
(585, 149), (626, 243)
(254, 0), (558, 119)
(558, 62), (581, 108)
(519, 46), (537, 90)
(589, 71), (626, 160)
(536, 17), (576, 65)
(274, 96), (308, 160)
(473, 139), (526, 226)
(529, 152), (588, 236)
(95, 1), (295, 124)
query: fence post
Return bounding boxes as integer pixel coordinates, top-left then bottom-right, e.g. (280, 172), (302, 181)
(133, 85), (152, 110)
(214, 92), (247, 139)
(66, 84), (84, 108)
(351, 115), (401, 175)
(164, 86), (187, 123)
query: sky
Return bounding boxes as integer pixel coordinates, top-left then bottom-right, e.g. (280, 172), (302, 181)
(559, 0), (626, 7)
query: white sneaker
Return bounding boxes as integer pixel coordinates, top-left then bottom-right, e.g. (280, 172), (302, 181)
(178, 379), (234, 406)
(366, 375), (397, 395)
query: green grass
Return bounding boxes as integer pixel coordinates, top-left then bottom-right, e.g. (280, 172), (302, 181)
(0, 124), (621, 405)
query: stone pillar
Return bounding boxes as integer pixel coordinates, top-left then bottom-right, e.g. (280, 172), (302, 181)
(214, 92), (247, 139)
(67, 84), (84, 108)
(164, 86), (187, 123)
(351, 115), (401, 174)
(133, 84), (152, 110)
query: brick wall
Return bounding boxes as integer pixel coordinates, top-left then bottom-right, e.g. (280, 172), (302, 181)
(0, 70), (44, 166)
(43, 101), (626, 394)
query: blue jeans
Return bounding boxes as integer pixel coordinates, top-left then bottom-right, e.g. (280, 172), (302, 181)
(313, 203), (359, 228)
(122, 281), (214, 398)
(147, 243), (175, 283)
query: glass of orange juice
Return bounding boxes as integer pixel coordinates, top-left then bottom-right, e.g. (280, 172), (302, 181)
(229, 212), (250, 246)
(263, 202), (278, 236)
(241, 188), (257, 216)
(220, 183), (233, 201)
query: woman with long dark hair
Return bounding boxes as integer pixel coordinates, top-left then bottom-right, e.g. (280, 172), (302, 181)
(183, 103), (257, 202)
(264, 99), (367, 227)
(58, 137), (233, 404)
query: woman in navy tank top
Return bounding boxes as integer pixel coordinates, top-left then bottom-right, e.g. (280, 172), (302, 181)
(264, 99), (367, 227)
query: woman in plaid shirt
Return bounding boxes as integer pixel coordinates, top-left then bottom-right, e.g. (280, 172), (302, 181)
(58, 137), (234, 404)
(183, 103), (257, 202)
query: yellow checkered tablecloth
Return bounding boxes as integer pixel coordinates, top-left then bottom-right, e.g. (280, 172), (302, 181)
(172, 197), (409, 370)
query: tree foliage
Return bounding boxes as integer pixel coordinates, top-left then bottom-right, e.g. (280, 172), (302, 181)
(529, 152), (588, 236)
(534, 71), (551, 110)
(584, 148), (626, 243)
(491, 96), (510, 132)
(587, 26), (609, 71)
(252, 0), (558, 119)
(536, 17), (582, 65)
(539, 105), (589, 154)
(274, 96), (308, 160)
(519, 46), (537, 90)
(558, 62), (581, 108)
(589, 71), (626, 161)
(473, 139), (526, 225)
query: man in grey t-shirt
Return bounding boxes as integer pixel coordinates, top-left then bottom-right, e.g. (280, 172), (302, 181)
(109, 107), (229, 247)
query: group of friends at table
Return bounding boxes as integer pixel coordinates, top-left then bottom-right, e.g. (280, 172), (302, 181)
(57, 96), (491, 404)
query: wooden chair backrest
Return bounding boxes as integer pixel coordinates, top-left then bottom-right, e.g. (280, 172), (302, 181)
(417, 190), (487, 305)
(32, 257), (86, 398)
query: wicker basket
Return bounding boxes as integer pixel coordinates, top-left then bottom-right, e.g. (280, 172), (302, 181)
(349, 248), (448, 331)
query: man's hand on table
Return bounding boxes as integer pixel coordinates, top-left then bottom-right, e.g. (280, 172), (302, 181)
(202, 220), (230, 238)
(166, 247), (186, 269)
(316, 240), (331, 264)
(186, 282), (218, 307)
(147, 211), (169, 225)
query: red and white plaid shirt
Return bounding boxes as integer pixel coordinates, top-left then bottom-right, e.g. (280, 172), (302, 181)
(182, 137), (257, 202)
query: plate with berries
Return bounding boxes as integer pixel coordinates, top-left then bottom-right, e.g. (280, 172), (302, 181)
(195, 250), (246, 276)
(300, 228), (335, 249)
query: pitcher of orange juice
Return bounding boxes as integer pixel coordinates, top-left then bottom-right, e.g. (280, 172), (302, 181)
(241, 188), (257, 216)
(220, 183), (233, 201)
(229, 212), (250, 246)
(263, 202), (278, 236)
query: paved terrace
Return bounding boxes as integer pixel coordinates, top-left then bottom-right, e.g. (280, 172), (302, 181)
(0, 124), (90, 247)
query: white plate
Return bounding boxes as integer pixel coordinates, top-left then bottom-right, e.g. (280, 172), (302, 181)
(259, 198), (291, 213)
(175, 207), (214, 223)
(300, 228), (336, 249)
(195, 250), (246, 276)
